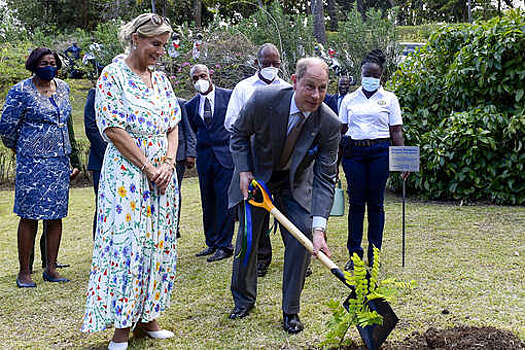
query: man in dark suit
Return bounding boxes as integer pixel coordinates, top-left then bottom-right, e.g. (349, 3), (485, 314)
(324, 75), (352, 114)
(175, 97), (197, 239)
(84, 87), (108, 239)
(186, 64), (235, 262)
(228, 57), (341, 334)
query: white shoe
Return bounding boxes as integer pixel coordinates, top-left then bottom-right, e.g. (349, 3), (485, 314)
(145, 329), (174, 339)
(108, 341), (128, 350)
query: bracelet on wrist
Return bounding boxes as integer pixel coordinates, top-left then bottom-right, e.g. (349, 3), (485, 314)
(140, 160), (149, 172)
(162, 159), (175, 170)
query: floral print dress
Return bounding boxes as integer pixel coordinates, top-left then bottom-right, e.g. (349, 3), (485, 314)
(0, 78), (73, 220)
(82, 59), (180, 333)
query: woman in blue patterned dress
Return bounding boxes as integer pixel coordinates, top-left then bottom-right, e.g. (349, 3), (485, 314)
(81, 14), (180, 350)
(0, 48), (75, 288)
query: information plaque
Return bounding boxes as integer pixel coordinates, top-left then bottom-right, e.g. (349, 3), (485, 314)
(389, 146), (420, 172)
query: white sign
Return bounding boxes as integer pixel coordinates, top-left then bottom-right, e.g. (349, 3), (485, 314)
(389, 146), (420, 172)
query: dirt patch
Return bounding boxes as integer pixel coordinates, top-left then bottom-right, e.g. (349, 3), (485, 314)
(338, 326), (525, 350)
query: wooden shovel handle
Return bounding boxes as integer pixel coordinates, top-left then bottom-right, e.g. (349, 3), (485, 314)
(269, 207), (338, 271)
(248, 179), (341, 273)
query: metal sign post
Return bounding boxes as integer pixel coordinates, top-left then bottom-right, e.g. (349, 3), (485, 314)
(389, 146), (420, 267)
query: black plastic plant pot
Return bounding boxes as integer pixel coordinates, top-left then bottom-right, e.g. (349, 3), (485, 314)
(343, 295), (399, 350)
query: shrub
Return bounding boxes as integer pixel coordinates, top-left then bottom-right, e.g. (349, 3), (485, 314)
(0, 42), (33, 101)
(328, 6), (401, 83)
(235, 0), (316, 79)
(0, 143), (15, 185)
(396, 24), (440, 42)
(388, 10), (525, 204)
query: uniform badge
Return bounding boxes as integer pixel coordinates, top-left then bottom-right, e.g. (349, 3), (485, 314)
(377, 100), (387, 106)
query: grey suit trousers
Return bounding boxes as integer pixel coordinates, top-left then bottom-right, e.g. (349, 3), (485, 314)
(231, 186), (312, 314)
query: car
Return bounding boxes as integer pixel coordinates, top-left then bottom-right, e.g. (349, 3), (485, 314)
(399, 42), (426, 62)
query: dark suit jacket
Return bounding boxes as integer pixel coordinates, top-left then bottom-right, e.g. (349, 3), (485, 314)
(186, 87), (233, 169)
(324, 93), (343, 115)
(84, 88), (107, 172)
(176, 98), (197, 162)
(229, 86), (341, 218)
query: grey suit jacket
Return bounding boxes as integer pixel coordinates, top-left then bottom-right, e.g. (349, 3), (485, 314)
(228, 86), (341, 218)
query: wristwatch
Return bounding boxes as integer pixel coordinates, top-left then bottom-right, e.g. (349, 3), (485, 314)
(312, 227), (327, 241)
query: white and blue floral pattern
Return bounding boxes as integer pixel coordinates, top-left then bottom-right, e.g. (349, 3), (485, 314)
(0, 78), (72, 220)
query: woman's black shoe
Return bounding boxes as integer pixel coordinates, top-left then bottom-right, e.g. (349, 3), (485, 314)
(16, 278), (36, 288)
(42, 270), (70, 283)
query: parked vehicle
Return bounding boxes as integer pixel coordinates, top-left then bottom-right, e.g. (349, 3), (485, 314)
(399, 42), (425, 62)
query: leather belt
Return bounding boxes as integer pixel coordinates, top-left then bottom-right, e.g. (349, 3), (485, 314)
(350, 138), (390, 147)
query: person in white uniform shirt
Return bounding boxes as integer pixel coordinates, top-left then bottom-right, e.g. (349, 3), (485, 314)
(338, 49), (406, 271)
(224, 43), (291, 278)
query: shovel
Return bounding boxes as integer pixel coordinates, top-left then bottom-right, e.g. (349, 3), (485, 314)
(247, 179), (398, 350)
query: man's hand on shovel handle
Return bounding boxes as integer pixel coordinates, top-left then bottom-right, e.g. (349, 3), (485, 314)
(312, 229), (331, 258)
(240, 171), (255, 200)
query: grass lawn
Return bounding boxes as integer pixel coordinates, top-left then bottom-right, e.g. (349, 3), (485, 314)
(67, 78), (94, 143)
(0, 179), (523, 349)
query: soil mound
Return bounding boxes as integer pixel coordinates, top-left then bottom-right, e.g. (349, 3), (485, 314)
(339, 326), (525, 349)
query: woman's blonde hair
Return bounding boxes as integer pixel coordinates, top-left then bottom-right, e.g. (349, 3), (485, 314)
(118, 13), (172, 51)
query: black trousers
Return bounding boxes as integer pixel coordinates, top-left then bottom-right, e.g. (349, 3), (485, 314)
(175, 161), (186, 237)
(257, 213), (272, 267)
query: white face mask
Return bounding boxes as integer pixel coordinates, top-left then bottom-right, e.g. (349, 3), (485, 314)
(361, 76), (381, 92)
(194, 79), (210, 94)
(259, 66), (279, 82)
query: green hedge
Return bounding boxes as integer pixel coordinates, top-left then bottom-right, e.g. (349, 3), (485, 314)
(388, 10), (525, 204)
(396, 24), (440, 42)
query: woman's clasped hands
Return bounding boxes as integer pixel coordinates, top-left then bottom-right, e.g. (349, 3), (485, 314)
(143, 161), (174, 195)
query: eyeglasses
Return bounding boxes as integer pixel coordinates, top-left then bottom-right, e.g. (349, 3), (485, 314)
(135, 14), (171, 33)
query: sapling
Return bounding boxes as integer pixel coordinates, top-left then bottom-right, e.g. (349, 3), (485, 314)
(322, 247), (415, 348)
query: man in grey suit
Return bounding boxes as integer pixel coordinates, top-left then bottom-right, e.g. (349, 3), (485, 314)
(228, 57), (341, 334)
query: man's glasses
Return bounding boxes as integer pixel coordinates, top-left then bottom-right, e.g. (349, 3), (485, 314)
(135, 14), (171, 33)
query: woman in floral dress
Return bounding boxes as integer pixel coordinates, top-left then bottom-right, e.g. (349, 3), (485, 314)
(0, 48), (78, 288)
(81, 14), (180, 350)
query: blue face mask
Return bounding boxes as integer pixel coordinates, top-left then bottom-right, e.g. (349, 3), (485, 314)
(362, 76), (380, 92)
(35, 66), (58, 81)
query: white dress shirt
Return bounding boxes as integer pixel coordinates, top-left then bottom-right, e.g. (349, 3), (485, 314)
(198, 84), (216, 121)
(288, 93), (326, 231)
(339, 86), (402, 139)
(224, 73), (291, 131)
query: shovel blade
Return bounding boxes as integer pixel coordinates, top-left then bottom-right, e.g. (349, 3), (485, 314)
(343, 295), (399, 350)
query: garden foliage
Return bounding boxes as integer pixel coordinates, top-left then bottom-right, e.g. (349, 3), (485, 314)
(388, 10), (525, 204)
(328, 6), (401, 83)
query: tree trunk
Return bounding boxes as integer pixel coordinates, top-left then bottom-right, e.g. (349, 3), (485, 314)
(311, 0), (326, 44)
(356, 0), (366, 21)
(327, 0), (338, 31)
(80, 0), (88, 28)
(151, 0), (156, 13)
(193, 0), (202, 28)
